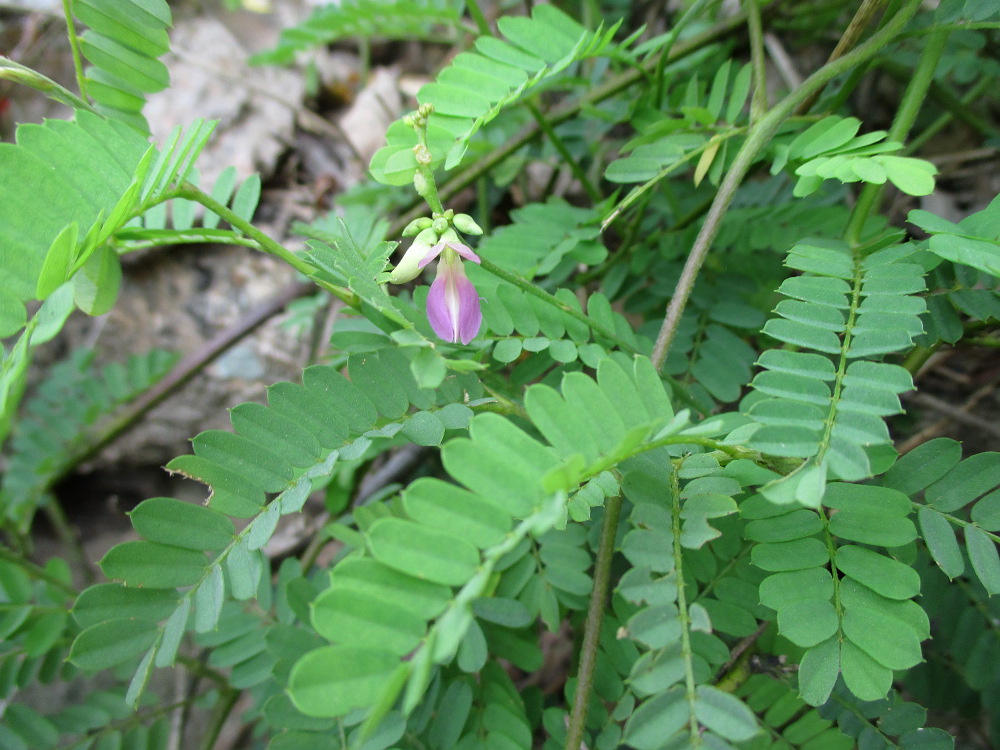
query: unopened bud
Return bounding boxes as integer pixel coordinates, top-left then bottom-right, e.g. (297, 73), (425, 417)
(432, 217), (449, 235)
(452, 213), (483, 235)
(389, 227), (439, 284)
(402, 217), (433, 237)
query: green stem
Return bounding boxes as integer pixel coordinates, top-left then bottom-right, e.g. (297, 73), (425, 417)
(905, 76), (994, 155)
(744, 0), (767, 124)
(0, 57), (95, 112)
(61, 0), (89, 102)
(466, 0), (492, 36)
(197, 688), (240, 750)
(671, 468), (701, 747)
(564, 494), (622, 750)
(654, 0), (724, 108)
(844, 28), (949, 245)
(526, 100), (602, 203)
(901, 343), (937, 376)
(649, 0), (923, 370)
(795, 0), (887, 116)
(174, 183), (317, 278)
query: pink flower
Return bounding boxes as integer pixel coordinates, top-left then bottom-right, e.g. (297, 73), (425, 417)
(419, 242), (482, 345)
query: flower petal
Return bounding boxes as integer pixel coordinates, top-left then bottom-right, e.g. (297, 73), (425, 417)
(454, 271), (482, 345)
(426, 273), (457, 342)
(417, 242), (447, 270)
(446, 241), (481, 264)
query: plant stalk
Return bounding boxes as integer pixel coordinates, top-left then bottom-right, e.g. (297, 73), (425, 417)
(650, 0), (923, 370)
(564, 494), (622, 750)
(844, 28), (949, 245)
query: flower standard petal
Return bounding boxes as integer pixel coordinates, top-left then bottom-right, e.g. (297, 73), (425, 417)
(426, 271), (456, 342)
(417, 242), (447, 271)
(453, 265), (483, 345)
(425, 251), (482, 344)
(445, 241), (481, 264)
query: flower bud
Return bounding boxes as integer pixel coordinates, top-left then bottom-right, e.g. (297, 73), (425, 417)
(402, 217), (433, 237)
(432, 217), (450, 235)
(452, 213), (483, 235)
(438, 227), (460, 244)
(389, 227), (438, 284)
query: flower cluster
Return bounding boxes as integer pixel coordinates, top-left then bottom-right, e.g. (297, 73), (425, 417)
(389, 214), (483, 345)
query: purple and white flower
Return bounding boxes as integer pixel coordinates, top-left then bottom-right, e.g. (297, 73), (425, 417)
(418, 241), (482, 345)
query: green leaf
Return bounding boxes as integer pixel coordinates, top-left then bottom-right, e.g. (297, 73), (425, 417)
(129, 497), (234, 551)
(840, 639), (893, 701)
(695, 685), (759, 741)
(73, 583), (179, 628)
(623, 686), (688, 749)
(965, 526), (1000, 595)
(0, 291), (27, 339)
(312, 589), (426, 655)
(917, 507), (964, 579)
(798, 636), (840, 706)
(834, 545), (920, 600)
(288, 646), (401, 718)
(403, 478), (510, 549)
(367, 518), (480, 586)
(36, 222), (78, 299)
(69, 619), (158, 670)
(99, 540), (206, 588)
(73, 243), (122, 315)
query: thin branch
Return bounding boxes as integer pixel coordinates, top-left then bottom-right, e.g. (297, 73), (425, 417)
(844, 27), (949, 245)
(794, 0), (887, 116)
(744, 0), (768, 124)
(649, 0), (923, 370)
(565, 494), (622, 750)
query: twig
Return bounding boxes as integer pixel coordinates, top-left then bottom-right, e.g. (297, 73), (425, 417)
(650, 0), (923, 370)
(794, 0), (887, 115)
(564, 495), (622, 750)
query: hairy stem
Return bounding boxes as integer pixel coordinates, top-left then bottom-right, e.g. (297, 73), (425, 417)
(565, 494), (622, 750)
(844, 27), (949, 245)
(795, 0), (887, 115)
(744, 0), (767, 124)
(649, 0), (923, 370)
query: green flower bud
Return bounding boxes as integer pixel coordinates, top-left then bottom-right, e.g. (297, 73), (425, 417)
(432, 217), (450, 234)
(443, 209), (454, 220)
(389, 227), (439, 284)
(401, 217), (433, 237)
(452, 213), (483, 235)
(438, 227), (460, 243)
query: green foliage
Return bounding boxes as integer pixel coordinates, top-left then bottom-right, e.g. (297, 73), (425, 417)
(71, 0), (173, 133)
(4, 0), (1000, 747)
(250, 0), (466, 66)
(0, 348), (177, 531)
(369, 3), (624, 183)
(745, 237), (926, 505)
(773, 116), (938, 198)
